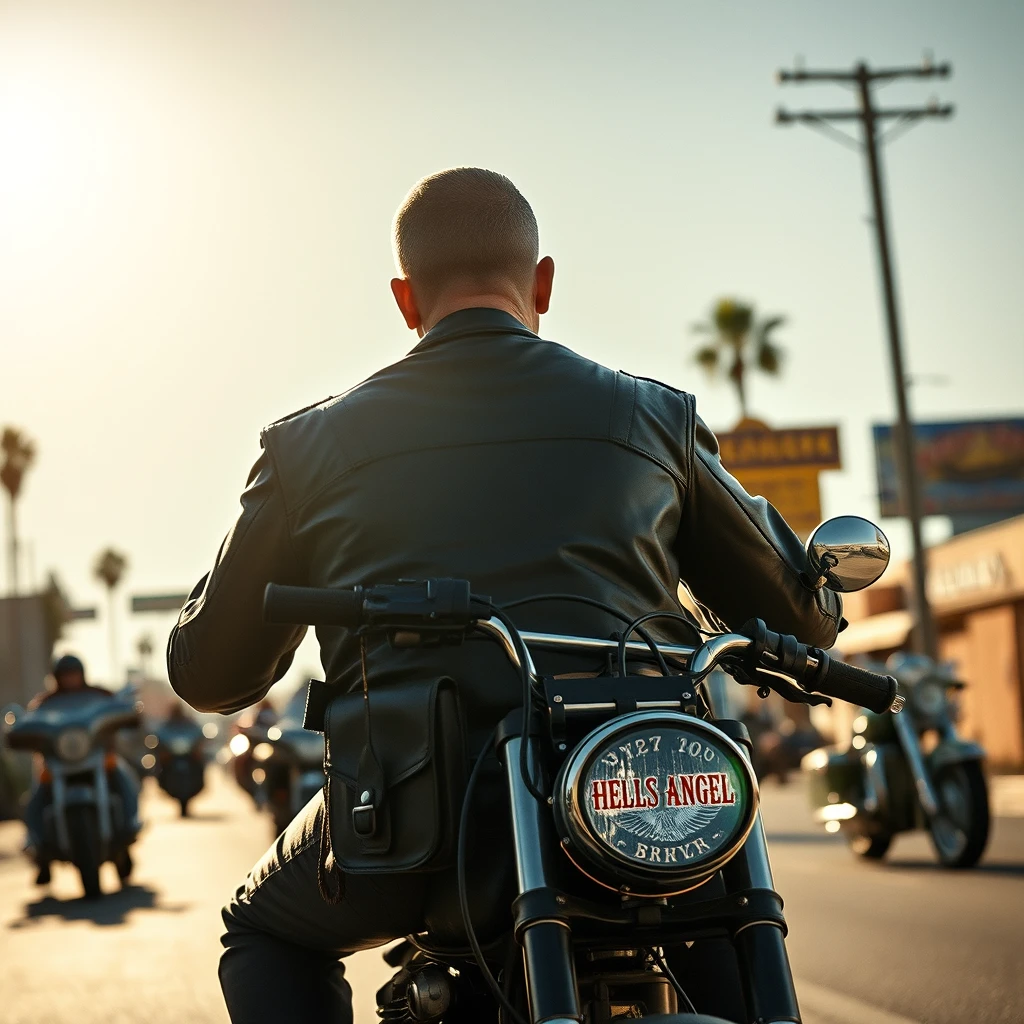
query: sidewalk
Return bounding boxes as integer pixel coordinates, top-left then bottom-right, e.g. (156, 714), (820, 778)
(991, 774), (1024, 817)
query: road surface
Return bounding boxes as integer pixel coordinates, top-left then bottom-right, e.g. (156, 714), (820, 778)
(1, 769), (1021, 1022)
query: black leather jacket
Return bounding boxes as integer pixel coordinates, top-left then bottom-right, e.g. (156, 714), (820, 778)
(168, 309), (841, 737)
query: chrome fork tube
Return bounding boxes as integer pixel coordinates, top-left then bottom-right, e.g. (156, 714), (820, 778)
(503, 735), (581, 1024)
(95, 759), (113, 845)
(891, 709), (940, 816)
(719, 735), (801, 1024)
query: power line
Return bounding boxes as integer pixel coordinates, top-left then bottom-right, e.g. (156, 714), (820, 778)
(777, 58), (954, 661)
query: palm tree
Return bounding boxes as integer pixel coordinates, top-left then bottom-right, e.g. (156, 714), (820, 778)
(0, 427), (36, 596)
(691, 299), (786, 422)
(94, 548), (129, 684)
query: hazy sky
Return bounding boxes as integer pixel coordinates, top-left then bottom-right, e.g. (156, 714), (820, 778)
(2, 0), (1022, 689)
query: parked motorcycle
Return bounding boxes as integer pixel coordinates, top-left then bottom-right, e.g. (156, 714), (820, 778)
(257, 685), (325, 837)
(804, 650), (989, 868)
(262, 514), (902, 1023)
(5, 691), (142, 898)
(153, 714), (207, 816)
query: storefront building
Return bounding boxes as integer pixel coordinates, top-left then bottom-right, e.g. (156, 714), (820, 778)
(835, 514), (1024, 768)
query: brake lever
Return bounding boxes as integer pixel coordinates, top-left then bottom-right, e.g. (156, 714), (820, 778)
(725, 657), (833, 707)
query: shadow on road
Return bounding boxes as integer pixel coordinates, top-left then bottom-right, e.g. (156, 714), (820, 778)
(764, 831), (844, 845)
(884, 859), (1024, 878)
(10, 883), (190, 929)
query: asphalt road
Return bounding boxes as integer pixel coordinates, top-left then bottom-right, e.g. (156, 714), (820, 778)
(1, 769), (1021, 1023)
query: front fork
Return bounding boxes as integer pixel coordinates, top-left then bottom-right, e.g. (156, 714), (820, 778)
(48, 755), (113, 854)
(890, 711), (940, 818)
(503, 734), (581, 1024)
(501, 727), (802, 1024)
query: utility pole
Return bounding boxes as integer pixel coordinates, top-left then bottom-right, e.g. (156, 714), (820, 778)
(776, 57), (953, 660)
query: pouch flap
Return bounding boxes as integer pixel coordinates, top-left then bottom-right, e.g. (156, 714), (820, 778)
(325, 678), (443, 789)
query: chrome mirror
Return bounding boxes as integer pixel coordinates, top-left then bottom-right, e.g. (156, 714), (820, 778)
(806, 516), (890, 593)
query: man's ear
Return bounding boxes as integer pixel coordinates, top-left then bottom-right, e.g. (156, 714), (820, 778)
(534, 256), (555, 316)
(390, 277), (423, 331)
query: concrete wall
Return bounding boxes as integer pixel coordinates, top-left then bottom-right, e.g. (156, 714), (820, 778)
(941, 601), (1024, 768)
(0, 595), (51, 708)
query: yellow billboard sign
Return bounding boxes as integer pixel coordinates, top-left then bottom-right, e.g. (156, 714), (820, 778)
(715, 419), (842, 538)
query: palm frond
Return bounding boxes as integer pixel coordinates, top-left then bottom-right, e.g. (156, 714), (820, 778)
(94, 548), (129, 590)
(757, 315), (786, 342)
(694, 345), (720, 375)
(756, 339), (784, 375)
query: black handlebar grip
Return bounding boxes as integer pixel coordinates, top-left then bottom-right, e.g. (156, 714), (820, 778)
(812, 655), (899, 714)
(262, 584), (364, 628)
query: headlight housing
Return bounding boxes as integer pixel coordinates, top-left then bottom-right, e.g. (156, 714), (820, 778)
(553, 712), (758, 896)
(912, 679), (947, 719)
(55, 727), (92, 762)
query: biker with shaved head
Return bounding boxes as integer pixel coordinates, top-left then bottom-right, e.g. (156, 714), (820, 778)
(169, 167), (841, 1023)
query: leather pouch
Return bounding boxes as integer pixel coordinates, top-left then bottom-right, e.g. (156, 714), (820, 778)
(323, 677), (466, 875)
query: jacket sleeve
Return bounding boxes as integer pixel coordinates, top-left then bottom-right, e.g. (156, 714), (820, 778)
(675, 413), (843, 649)
(167, 449), (307, 714)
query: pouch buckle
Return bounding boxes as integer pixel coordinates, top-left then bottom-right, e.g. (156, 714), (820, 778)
(352, 789), (377, 838)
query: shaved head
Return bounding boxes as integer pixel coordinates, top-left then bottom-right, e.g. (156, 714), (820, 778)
(393, 168), (540, 301)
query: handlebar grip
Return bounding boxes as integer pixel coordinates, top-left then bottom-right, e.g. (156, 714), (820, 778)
(811, 655), (899, 714)
(263, 584), (364, 628)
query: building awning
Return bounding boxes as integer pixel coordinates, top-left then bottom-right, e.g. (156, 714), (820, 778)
(832, 609), (913, 656)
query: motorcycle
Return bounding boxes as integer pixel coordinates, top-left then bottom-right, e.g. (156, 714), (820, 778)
(262, 515), (903, 1023)
(804, 651), (989, 868)
(153, 717), (207, 816)
(229, 703), (278, 809)
(5, 691), (141, 898)
(256, 685), (326, 836)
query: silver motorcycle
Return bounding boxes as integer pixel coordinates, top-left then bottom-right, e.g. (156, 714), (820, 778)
(805, 651), (989, 867)
(6, 691), (142, 897)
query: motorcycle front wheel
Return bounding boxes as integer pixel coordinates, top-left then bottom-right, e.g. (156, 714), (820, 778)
(66, 805), (102, 899)
(929, 761), (990, 868)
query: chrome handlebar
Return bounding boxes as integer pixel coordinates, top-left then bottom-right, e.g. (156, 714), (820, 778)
(475, 619), (753, 686)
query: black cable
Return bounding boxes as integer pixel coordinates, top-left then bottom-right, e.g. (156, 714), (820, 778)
(484, 603), (547, 802)
(648, 946), (698, 1015)
(617, 611), (702, 678)
(458, 734), (528, 1024)
(499, 593), (670, 676)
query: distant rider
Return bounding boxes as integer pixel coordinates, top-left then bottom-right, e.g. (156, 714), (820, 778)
(24, 654), (142, 885)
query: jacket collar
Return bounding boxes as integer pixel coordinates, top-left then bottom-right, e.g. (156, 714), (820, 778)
(410, 307), (539, 354)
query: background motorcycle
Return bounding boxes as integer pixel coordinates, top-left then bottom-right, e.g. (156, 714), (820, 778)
(228, 702), (278, 809)
(255, 684), (325, 837)
(152, 718), (206, 816)
(804, 651), (989, 867)
(264, 514), (901, 1023)
(5, 691), (141, 899)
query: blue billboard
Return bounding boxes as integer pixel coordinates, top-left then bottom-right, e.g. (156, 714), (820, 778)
(873, 418), (1024, 519)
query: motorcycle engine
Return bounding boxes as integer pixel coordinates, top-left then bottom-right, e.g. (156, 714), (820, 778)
(377, 963), (454, 1023)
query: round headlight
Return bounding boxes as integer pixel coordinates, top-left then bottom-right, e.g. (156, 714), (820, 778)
(55, 727), (92, 762)
(913, 680), (946, 717)
(554, 712), (758, 896)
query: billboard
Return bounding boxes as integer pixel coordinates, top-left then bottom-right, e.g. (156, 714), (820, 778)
(873, 418), (1024, 518)
(716, 420), (841, 538)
